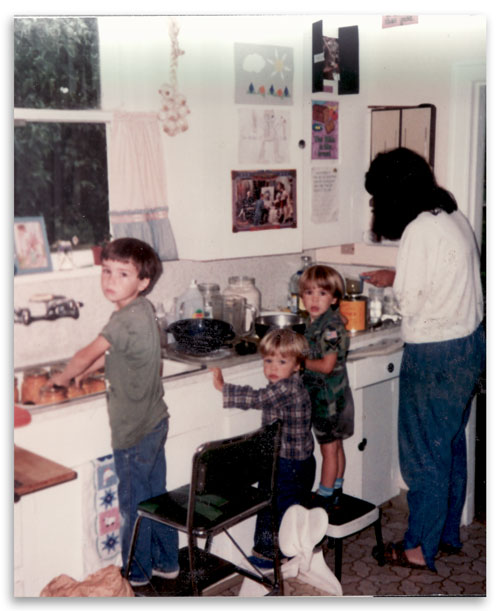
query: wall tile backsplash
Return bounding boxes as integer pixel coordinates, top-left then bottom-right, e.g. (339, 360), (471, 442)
(14, 251), (384, 368)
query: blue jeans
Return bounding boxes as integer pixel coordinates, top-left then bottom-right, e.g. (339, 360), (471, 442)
(399, 324), (485, 571)
(253, 454), (316, 558)
(113, 417), (179, 582)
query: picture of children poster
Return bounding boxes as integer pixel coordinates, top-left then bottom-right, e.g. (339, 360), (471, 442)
(238, 108), (291, 164)
(232, 170), (297, 233)
(234, 42), (294, 106)
(311, 101), (339, 160)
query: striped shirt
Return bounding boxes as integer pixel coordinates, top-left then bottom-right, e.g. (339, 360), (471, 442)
(222, 374), (314, 461)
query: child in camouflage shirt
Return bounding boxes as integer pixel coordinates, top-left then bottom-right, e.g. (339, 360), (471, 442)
(300, 265), (354, 510)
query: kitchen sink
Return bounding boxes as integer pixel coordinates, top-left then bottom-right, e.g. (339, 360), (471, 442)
(161, 358), (206, 378)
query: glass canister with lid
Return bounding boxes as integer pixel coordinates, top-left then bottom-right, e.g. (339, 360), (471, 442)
(198, 283), (221, 318)
(223, 276), (261, 314)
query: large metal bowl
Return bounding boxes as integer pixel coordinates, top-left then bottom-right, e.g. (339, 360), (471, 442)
(254, 312), (306, 339)
(167, 318), (235, 354)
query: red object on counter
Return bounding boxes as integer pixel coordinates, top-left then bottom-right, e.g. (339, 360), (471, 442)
(14, 405), (32, 428)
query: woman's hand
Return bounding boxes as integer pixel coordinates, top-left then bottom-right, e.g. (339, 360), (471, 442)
(211, 367), (224, 391)
(361, 269), (396, 288)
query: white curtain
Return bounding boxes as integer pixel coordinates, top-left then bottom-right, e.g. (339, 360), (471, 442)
(108, 112), (178, 260)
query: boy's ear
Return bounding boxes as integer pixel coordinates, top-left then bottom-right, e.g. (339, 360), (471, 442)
(138, 277), (151, 293)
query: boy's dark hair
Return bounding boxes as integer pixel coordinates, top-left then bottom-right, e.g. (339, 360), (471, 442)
(365, 147), (457, 241)
(101, 238), (162, 295)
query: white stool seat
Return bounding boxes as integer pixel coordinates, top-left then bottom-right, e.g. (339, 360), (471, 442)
(322, 494), (385, 581)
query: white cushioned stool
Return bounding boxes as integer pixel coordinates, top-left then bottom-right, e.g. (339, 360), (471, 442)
(323, 494), (385, 581)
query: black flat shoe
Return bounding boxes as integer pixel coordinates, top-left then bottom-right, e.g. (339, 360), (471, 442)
(439, 541), (462, 555)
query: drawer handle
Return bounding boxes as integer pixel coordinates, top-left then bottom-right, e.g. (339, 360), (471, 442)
(358, 438), (367, 451)
(387, 362), (394, 373)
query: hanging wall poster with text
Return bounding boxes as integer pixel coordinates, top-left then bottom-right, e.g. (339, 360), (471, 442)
(231, 169), (297, 232)
(311, 101), (339, 160)
(234, 43), (294, 106)
(311, 167), (339, 224)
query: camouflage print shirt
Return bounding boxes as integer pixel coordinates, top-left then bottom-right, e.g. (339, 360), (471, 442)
(302, 307), (350, 420)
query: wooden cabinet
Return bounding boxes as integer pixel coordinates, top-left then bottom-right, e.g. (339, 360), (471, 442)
(370, 104), (436, 166)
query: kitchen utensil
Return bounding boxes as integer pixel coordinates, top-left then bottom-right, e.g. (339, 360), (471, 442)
(254, 312), (306, 339)
(212, 295), (256, 337)
(167, 318), (235, 355)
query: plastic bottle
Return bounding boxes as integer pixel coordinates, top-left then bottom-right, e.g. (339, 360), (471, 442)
(288, 255), (312, 314)
(175, 280), (204, 320)
(155, 303), (170, 348)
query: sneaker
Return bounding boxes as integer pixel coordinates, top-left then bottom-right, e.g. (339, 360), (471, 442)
(331, 487), (343, 508)
(128, 578), (150, 587)
(152, 567), (180, 579)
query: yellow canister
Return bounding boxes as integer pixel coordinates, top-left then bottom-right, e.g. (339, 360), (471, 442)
(339, 295), (367, 333)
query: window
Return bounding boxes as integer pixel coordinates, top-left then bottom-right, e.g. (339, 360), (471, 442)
(14, 17), (110, 248)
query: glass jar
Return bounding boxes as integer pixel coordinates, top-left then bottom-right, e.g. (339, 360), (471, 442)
(39, 385), (67, 405)
(223, 276), (261, 314)
(198, 283), (221, 318)
(339, 294), (368, 334)
(368, 287), (384, 327)
(21, 367), (49, 404)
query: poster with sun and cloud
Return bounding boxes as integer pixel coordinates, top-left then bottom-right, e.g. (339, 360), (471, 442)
(234, 43), (294, 105)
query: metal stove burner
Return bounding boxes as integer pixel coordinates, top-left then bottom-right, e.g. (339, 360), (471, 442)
(166, 343), (234, 362)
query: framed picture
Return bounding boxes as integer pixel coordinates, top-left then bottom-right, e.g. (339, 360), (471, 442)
(14, 216), (53, 274)
(232, 169), (297, 233)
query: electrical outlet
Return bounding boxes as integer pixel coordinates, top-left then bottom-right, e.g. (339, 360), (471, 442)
(341, 243), (355, 255)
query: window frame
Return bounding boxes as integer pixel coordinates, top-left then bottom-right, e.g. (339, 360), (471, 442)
(14, 107), (114, 276)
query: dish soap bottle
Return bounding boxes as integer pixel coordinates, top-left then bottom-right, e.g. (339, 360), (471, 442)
(175, 280), (204, 320)
(288, 255), (312, 314)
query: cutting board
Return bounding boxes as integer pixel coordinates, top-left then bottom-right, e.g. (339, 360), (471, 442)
(14, 445), (77, 500)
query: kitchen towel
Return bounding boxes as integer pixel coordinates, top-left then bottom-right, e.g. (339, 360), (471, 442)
(82, 455), (122, 576)
(108, 112), (178, 260)
(238, 504), (342, 597)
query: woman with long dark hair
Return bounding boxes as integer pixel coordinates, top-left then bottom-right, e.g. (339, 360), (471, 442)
(362, 148), (485, 572)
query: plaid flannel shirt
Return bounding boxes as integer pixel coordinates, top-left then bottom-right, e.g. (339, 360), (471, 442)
(222, 373), (313, 461)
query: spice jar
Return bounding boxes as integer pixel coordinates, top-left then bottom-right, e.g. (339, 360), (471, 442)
(21, 367), (49, 404)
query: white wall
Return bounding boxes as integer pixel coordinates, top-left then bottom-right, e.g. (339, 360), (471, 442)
(13, 15), (486, 368)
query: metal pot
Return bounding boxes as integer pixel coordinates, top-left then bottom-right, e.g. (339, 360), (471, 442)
(167, 318), (235, 355)
(254, 312), (306, 339)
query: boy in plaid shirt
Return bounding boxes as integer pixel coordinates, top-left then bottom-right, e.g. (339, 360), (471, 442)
(211, 328), (315, 565)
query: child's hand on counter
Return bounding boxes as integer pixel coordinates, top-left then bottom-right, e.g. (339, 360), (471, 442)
(210, 367), (224, 391)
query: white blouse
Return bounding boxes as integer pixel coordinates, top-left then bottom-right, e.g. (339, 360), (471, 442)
(393, 209), (484, 344)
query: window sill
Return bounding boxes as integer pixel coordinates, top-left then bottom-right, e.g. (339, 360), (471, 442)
(14, 250), (101, 286)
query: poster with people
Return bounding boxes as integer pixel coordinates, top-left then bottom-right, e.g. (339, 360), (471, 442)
(231, 169), (296, 233)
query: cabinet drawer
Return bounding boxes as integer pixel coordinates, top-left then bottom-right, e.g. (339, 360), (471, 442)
(347, 350), (403, 389)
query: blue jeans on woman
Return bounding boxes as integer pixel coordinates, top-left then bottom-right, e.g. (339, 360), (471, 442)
(253, 454), (316, 558)
(398, 324), (485, 571)
(113, 417), (179, 583)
